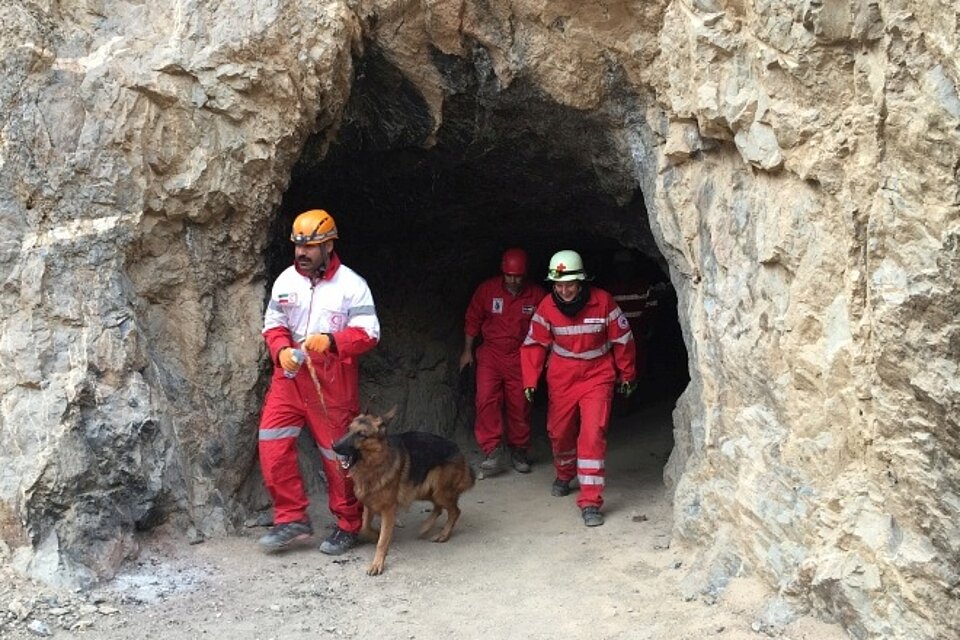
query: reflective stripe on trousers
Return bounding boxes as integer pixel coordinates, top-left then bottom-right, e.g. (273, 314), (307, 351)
(546, 383), (612, 509)
(258, 377), (362, 531)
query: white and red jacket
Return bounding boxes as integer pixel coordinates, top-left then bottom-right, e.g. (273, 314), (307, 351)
(263, 252), (380, 408)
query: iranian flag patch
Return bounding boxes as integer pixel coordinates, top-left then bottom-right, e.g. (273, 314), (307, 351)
(278, 293), (298, 305)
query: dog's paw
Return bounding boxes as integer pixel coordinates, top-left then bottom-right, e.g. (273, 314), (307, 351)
(367, 561), (385, 576)
(431, 532), (451, 543)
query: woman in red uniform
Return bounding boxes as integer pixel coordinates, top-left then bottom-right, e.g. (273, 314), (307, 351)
(520, 250), (637, 527)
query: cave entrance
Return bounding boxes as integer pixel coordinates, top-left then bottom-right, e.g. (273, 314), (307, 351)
(265, 46), (688, 471)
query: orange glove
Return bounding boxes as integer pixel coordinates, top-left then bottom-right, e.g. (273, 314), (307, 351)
(303, 333), (332, 354)
(278, 347), (304, 373)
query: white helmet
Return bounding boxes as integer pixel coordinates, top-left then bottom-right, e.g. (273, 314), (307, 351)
(547, 250), (586, 282)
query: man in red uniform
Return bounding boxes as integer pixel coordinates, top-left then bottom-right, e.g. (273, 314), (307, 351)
(605, 248), (659, 414)
(258, 209), (380, 555)
(459, 248), (545, 475)
(521, 250), (636, 527)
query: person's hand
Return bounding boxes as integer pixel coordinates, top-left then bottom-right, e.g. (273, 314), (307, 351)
(458, 350), (474, 372)
(278, 347), (302, 373)
(617, 380), (637, 398)
(303, 333), (331, 353)
(524, 387), (536, 403)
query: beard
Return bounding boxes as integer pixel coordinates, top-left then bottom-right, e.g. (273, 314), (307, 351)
(295, 246), (329, 275)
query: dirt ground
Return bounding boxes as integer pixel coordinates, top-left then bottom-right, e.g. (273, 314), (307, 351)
(0, 400), (849, 640)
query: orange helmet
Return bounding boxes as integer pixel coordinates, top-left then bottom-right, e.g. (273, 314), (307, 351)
(501, 248), (528, 276)
(290, 209), (338, 245)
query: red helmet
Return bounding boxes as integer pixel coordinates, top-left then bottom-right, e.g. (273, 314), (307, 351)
(501, 248), (528, 276)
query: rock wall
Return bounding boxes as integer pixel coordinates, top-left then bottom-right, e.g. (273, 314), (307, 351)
(0, 0), (361, 584)
(652, 3), (960, 638)
(0, 1), (956, 638)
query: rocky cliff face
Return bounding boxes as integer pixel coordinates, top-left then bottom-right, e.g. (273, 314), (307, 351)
(1, 1), (956, 638)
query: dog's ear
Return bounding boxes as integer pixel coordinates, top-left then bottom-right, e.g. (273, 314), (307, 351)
(382, 405), (398, 423)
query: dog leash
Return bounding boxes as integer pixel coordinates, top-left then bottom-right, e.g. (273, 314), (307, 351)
(303, 352), (328, 417)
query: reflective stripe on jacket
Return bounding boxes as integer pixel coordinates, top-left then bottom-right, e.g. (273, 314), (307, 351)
(263, 251), (380, 362)
(520, 287), (636, 389)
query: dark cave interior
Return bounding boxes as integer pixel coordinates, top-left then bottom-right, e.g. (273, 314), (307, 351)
(264, 46), (688, 435)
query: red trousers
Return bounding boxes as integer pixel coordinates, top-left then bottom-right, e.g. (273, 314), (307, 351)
(474, 344), (531, 454)
(545, 361), (614, 509)
(258, 373), (361, 533)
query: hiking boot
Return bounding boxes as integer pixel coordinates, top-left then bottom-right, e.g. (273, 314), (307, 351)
(582, 506), (604, 527)
(551, 478), (571, 497)
(258, 519), (313, 552)
(510, 448), (531, 473)
(479, 446), (504, 475)
(319, 527), (359, 556)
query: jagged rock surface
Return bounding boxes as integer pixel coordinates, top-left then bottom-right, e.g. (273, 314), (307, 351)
(0, 2), (956, 639)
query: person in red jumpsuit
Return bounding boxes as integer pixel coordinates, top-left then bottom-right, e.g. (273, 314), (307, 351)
(459, 248), (545, 475)
(605, 248), (659, 414)
(521, 250), (636, 527)
(257, 209), (380, 555)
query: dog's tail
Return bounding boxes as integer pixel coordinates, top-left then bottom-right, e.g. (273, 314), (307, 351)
(455, 453), (477, 492)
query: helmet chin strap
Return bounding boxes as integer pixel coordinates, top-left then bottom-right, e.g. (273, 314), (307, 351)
(313, 243), (332, 277)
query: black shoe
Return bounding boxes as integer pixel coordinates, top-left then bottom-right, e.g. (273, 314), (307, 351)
(258, 519), (313, 552)
(319, 527), (359, 555)
(510, 448), (531, 473)
(551, 478), (571, 497)
(581, 506), (604, 527)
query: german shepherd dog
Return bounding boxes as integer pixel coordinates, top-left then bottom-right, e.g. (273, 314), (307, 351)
(332, 407), (476, 575)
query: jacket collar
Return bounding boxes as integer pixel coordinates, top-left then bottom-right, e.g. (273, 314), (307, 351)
(552, 283), (591, 318)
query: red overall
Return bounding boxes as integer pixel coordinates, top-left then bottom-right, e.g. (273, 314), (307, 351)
(259, 253), (379, 533)
(521, 287), (635, 508)
(606, 277), (657, 378)
(464, 277), (545, 454)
